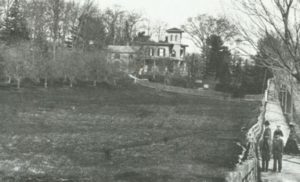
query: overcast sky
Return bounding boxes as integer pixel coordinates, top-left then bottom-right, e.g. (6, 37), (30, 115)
(86, 0), (237, 53)
(95, 0), (228, 27)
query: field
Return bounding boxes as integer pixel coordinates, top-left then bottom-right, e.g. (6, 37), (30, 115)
(0, 83), (260, 182)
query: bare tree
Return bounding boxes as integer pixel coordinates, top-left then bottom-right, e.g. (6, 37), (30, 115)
(153, 20), (168, 42)
(2, 42), (36, 89)
(103, 6), (125, 45)
(26, 0), (51, 88)
(46, 0), (64, 67)
(233, 0), (300, 82)
(61, 0), (80, 47)
(139, 20), (168, 42)
(0, 0), (13, 18)
(139, 18), (152, 37)
(123, 11), (143, 43)
(182, 14), (238, 52)
(56, 48), (84, 87)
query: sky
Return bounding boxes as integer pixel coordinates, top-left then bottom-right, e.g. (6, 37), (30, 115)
(85, 0), (237, 53)
(95, 0), (228, 27)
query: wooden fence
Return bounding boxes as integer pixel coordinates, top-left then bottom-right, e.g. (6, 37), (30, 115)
(225, 79), (270, 182)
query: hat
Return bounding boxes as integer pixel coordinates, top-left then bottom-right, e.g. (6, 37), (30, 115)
(264, 121), (270, 126)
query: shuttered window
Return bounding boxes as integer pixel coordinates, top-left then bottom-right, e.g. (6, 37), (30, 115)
(159, 48), (165, 57)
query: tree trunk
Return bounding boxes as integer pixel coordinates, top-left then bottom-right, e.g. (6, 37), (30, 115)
(294, 63), (300, 82)
(153, 60), (156, 80)
(53, 40), (56, 64)
(17, 78), (21, 89)
(44, 77), (48, 89)
(70, 79), (73, 88)
(63, 74), (68, 83)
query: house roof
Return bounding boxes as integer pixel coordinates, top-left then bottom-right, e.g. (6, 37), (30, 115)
(133, 41), (188, 47)
(166, 28), (184, 33)
(107, 42), (188, 53)
(107, 45), (140, 53)
(133, 41), (173, 47)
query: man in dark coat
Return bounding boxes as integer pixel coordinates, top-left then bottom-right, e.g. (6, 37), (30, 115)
(260, 120), (272, 172)
(260, 137), (271, 172)
(263, 121), (271, 139)
(273, 133), (284, 172)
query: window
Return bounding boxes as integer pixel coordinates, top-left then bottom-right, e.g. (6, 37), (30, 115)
(159, 48), (165, 57)
(170, 35), (173, 41)
(149, 48), (155, 56)
(180, 49), (184, 57)
(175, 35), (178, 41)
(171, 50), (176, 57)
(114, 53), (121, 59)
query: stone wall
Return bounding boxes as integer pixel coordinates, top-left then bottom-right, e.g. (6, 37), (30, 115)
(225, 159), (258, 182)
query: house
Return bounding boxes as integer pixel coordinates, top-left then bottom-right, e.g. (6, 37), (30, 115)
(107, 28), (188, 76)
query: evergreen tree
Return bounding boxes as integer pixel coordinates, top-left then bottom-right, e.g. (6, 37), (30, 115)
(206, 34), (231, 83)
(0, 0), (29, 44)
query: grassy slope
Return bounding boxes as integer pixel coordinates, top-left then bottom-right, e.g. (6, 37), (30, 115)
(0, 84), (260, 182)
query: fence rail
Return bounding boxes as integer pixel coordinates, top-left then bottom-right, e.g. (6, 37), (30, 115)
(226, 79), (270, 182)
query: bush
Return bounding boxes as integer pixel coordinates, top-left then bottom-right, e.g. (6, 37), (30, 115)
(116, 77), (135, 88)
(148, 75), (165, 83)
(139, 74), (195, 89)
(215, 83), (245, 98)
(170, 77), (190, 88)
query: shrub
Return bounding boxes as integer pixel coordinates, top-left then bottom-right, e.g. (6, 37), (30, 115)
(170, 76), (190, 88)
(215, 83), (245, 98)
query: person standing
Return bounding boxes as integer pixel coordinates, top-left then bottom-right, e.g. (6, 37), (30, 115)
(273, 125), (284, 138)
(273, 133), (284, 172)
(260, 137), (271, 172)
(263, 121), (271, 139)
(260, 121), (271, 172)
(285, 123), (300, 154)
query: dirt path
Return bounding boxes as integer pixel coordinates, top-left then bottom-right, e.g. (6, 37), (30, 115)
(261, 155), (300, 182)
(261, 81), (300, 181)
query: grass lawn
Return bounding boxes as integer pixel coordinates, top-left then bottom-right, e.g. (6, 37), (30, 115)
(0, 83), (261, 182)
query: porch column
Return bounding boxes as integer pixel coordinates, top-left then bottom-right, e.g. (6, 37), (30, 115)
(153, 59), (157, 79)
